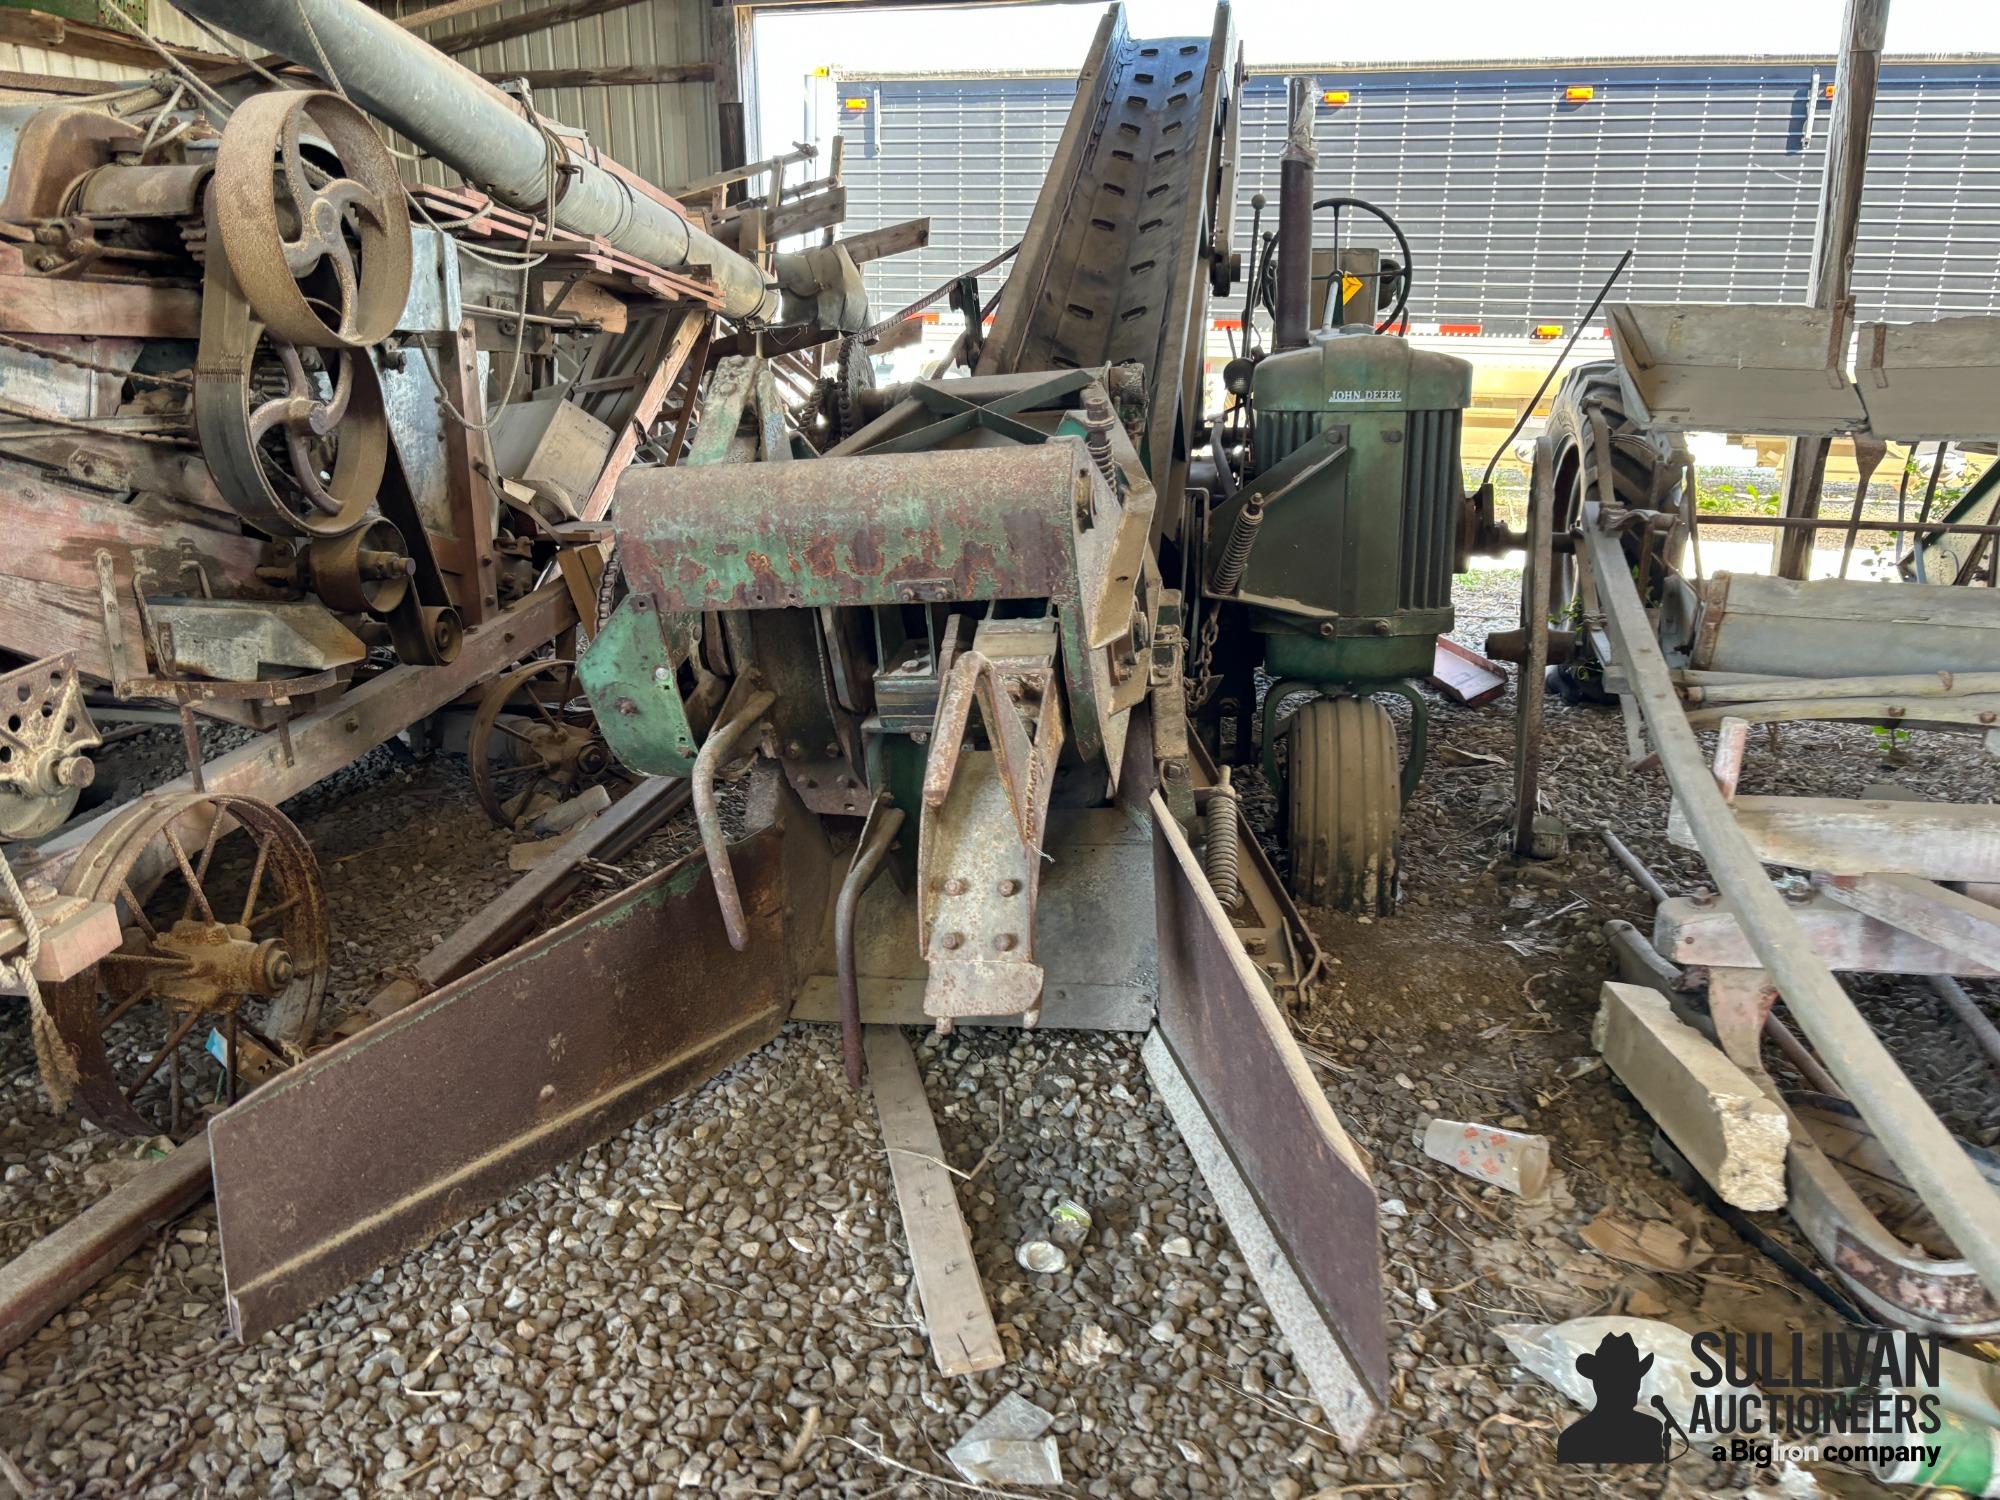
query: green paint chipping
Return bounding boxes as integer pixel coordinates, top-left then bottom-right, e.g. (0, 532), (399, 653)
(580, 598), (697, 778)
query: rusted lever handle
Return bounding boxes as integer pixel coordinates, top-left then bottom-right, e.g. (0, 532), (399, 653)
(692, 687), (775, 951)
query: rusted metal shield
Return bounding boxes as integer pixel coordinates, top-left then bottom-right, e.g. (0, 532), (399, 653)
(615, 447), (1081, 613)
(211, 809), (823, 1340)
(1147, 792), (1388, 1445)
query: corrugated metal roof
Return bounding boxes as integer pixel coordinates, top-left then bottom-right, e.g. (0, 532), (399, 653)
(379, 0), (720, 195)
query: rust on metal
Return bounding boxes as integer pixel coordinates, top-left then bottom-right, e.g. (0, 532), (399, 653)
(615, 446), (1085, 613)
(48, 792), (328, 1137)
(1832, 1229), (2000, 1330)
(211, 780), (833, 1341)
(1149, 791), (1389, 1415)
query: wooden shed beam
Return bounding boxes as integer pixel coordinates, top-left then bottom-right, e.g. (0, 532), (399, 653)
(397, 0), (512, 28)
(432, 0), (650, 56)
(479, 63), (716, 89)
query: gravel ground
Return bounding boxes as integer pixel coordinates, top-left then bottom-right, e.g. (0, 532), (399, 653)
(2, 573), (1993, 1498)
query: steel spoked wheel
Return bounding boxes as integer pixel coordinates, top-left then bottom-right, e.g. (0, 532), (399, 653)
(47, 793), (329, 1137)
(1286, 696), (1401, 915)
(469, 660), (624, 830)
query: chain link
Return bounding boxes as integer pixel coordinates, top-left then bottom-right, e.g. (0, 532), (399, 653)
(0, 332), (193, 391)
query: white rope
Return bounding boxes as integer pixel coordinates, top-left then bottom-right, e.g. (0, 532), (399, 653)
(0, 846), (77, 1112)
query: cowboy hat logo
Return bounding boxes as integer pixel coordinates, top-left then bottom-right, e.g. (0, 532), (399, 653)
(1557, 1332), (1670, 1465)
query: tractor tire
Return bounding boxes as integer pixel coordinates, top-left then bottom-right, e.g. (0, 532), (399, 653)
(1286, 695), (1401, 914)
(1528, 363), (1691, 695)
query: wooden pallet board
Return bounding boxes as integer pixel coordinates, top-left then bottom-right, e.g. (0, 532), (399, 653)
(864, 1026), (1005, 1378)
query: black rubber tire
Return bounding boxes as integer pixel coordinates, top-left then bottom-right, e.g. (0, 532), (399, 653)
(1528, 362), (1690, 631)
(1286, 696), (1400, 914)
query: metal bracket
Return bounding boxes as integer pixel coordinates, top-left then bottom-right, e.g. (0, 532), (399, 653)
(917, 625), (1064, 1024)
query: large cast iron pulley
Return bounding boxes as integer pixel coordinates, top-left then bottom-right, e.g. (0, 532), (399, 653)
(195, 90), (408, 540)
(1311, 195), (1413, 334)
(213, 89), (411, 350)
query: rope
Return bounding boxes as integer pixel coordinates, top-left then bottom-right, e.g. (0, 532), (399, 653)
(0, 846), (78, 1112)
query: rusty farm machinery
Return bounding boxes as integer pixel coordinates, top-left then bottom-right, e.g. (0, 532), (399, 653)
(0, 0), (881, 1137)
(1495, 292), (2000, 1336)
(0, 0), (1544, 1451)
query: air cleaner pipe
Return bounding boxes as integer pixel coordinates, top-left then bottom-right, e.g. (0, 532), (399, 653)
(1274, 77), (1317, 351)
(174, 0), (781, 322)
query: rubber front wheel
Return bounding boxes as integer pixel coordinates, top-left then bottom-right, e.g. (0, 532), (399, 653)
(1286, 695), (1401, 914)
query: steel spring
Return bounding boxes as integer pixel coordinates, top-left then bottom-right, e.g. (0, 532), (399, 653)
(1081, 395), (1121, 490)
(1205, 767), (1243, 910)
(1209, 495), (1265, 596)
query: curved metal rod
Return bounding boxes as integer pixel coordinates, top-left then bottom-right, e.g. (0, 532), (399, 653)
(836, 803), (905, 1087)
(691, 688), (774, 952)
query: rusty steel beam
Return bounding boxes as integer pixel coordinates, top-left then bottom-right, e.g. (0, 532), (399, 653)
(1147, 790), (1386, 1448)
(212, 784), (832, 1340)
(0, 1139), (212, 1359)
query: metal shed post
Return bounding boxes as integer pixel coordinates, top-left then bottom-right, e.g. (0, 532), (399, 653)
(1775, 0), (1890, 580)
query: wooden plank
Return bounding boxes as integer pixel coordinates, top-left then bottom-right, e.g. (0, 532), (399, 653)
(793, 975), (1150, 1031)
(839, 218), (932, 266)
(1655, 892), (2000, 978)
(1819, 873), (2000, 970)
(0, 69), (120, 96)
(1667, 794), (2000, 882)
(0, 474), (270, 682)
(1585, 510), (2000, 1295)
(1683, 694), (2000, 729)
(1856, 316), (2000, 443)
(0, 276), (200, 340)
(478, 64), (713, 88)
(434, 0), (647, 55)
(0, 898), (120, 989)
(711, 188), (846, 250)
(580, 310), (705, 522)
(0, 10), (227, 71)
(1607, 302), (1866, 436)
(1776, 0), (1886, 577)
(863, 1026), (1004, 1378)
(1694, 571), (2000, 678)
(1429, 635), (1507, 706)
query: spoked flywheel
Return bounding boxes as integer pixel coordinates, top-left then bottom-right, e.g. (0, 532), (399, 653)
(46, 793), (329, 1137)
(469, 660), (626, 831)
(1285, 695), (1401, 915)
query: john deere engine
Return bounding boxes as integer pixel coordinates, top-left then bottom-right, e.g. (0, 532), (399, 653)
(1191, 76), (1474, 911)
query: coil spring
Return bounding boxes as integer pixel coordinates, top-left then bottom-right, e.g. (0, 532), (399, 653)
(1081, 394), (1122, 492)
(1209, 494), (1266, 597)
(1204, 767), (1243, 910)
